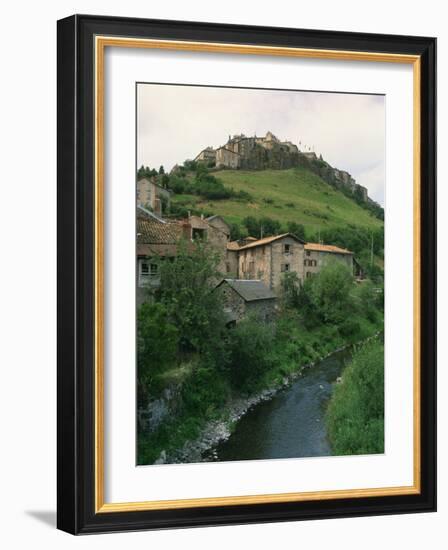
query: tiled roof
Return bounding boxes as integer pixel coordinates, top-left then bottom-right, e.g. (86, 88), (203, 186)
(305, 243), (353, 255)
(238, 232), (305, 250)
(137, 217), (182, 245)
(217, 279), (277, 302)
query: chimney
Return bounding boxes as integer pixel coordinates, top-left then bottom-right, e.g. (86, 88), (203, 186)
(181, 221), (191, 241)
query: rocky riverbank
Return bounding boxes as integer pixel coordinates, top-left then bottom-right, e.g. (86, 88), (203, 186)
(155, 345), (350, 465)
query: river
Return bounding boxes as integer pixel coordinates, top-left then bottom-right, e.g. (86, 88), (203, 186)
(206, 347), (351, 462)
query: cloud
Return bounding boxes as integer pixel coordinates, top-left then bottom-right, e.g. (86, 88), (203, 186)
(137, 84), (385, 205)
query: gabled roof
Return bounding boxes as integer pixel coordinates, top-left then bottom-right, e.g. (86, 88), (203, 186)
(216, 279), (276, 302)
(137, 177), (172, 194)
(237, 232), (305, 251)
(137, 217), (182, 245)
(305, 243), (353, 255)
(137, 205), (166, 223)
(226, 241), (241, 251)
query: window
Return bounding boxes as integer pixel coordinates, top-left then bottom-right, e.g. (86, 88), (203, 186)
(284, 243), (291, 254)
(281, 263), (290, 272)
(306, 250), (311, 256)
(192, 227), (206, 240)
(306, 271), (312, 278)
(312, 259), (317, 267)
(150, 263), (158, 276)
(141, 262), (149, 275)
(304, 259), (308, 267)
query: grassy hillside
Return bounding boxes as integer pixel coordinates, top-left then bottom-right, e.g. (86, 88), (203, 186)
(170, 167), (382, 233)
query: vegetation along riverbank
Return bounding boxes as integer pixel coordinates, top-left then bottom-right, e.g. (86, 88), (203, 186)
(137, 239), (384, 465)
(326, 337), (384, 455)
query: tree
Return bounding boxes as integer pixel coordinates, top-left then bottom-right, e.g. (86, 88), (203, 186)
(286, 221), (306, 240)
(157, 241), (227, 354)
(226, 316), (275, 390)
(159, 165), (165, 175)
(309, 261), (354, 324)
(137, 302), (179, 402)
(259, 216), (281, 237)
(242, 216), (260, 238)
(229, 223), (243, 241)
(280, 271), (301, 310)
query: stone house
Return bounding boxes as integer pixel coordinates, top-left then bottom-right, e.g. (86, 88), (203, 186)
(187, 215), (230, 274)
(215, 279), (277, 325)
(194, 146), (216, 164)
(303, 243), (354, 279)
(235, 233), (306, 291)
(136, 212), (231, 305)
(137, 177), (172, 216)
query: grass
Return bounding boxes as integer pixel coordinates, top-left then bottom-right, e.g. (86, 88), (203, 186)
(170, 167), (383, 233)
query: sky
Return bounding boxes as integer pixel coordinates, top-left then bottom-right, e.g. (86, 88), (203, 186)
(137, 84), (385, 205)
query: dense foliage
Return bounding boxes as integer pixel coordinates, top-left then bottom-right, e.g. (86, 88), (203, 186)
(137, 245), (384, 463)
(326, 338), (384, 455)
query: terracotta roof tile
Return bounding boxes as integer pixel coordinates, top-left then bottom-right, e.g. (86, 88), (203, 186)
(238, 232), (305, 250)
(137, 217), (182, 245)
(305, 243), (353, 255)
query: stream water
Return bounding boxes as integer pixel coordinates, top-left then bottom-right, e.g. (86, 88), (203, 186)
(209, 347), (351, 462)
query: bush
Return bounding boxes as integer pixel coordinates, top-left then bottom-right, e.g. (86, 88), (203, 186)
(326, 338), (384, 455)
(226, 317), (276, 391)
(339, 318), (361, 341)
(181, 365), (230, 417)
(137, 302), (179, 402)
(309, 261), (354, 324)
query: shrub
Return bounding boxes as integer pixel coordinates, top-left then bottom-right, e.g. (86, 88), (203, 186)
(137, 302), (179, 402)
(226, 317), (276, 391)
(326, 338), (384, 455)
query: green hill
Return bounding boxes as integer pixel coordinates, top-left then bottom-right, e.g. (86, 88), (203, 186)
(170, 167), (383, 234)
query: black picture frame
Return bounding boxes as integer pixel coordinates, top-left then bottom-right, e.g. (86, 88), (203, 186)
(57, 14), (436, 535)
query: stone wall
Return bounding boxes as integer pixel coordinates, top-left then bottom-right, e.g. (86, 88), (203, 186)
(237, 237), (305, 290)
(270, 237), (305, 290)
(238, 243), (272, 289)
(216, 147), (240, 169)
(138, 385), (183, 434)
(218, 283), (246, 321)
(217, 283), (277, 323)
(304, 250), (354, 279)
(246, 298), (277, 323)
(225, 249), (239, 278)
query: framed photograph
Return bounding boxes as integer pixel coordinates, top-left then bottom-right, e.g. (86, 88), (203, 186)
(57, 14), (436, 534)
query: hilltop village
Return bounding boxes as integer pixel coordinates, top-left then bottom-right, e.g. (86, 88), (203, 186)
(137, 173), (356, 323)
(194, 131), (376, 207)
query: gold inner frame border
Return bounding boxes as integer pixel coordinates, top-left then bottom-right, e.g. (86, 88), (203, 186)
(94, 36), (421, 513)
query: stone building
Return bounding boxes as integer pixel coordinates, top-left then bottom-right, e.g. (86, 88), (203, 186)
(187, 214), (230, 274)
(234, 233), (306, 291)
(215, 279), (277, 325)
(137, 177), (172, 216)
(303, 243), (354, 279)
(194, 146), (216, 164)
(136, 211), (231, 305)
(193, 131), (375, 205)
